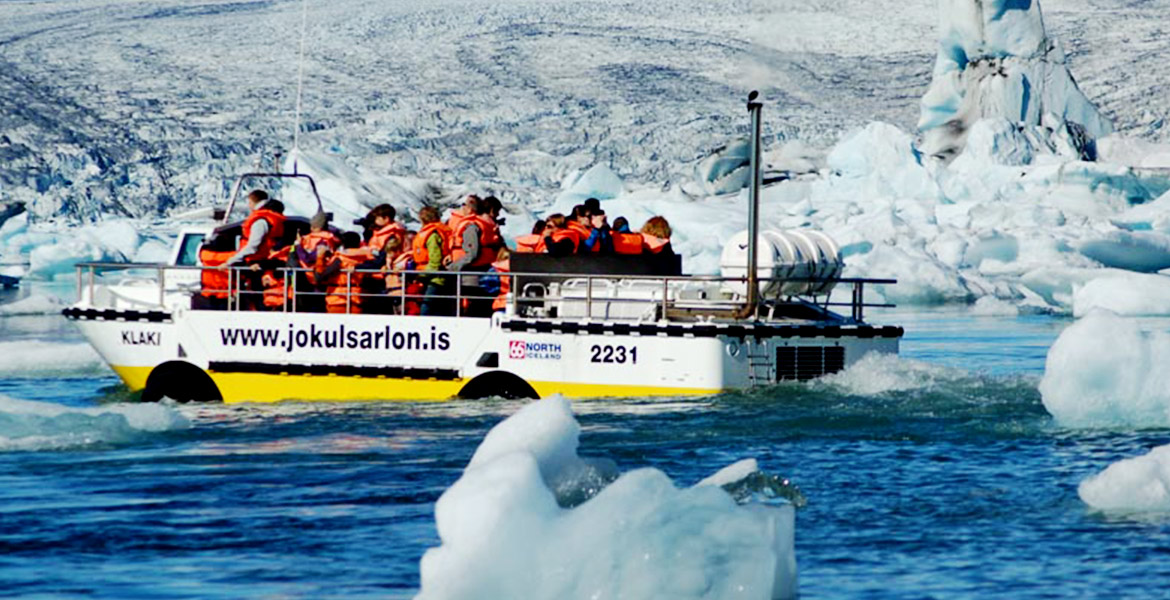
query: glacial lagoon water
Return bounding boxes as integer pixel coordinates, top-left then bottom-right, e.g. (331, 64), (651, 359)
(1, 302), (1168, 599)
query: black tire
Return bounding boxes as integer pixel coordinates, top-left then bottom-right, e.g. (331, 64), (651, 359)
(457, 371), (539, 400)
(143, 361), (223, 403)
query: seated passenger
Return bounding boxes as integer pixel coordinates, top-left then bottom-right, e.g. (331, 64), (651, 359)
(445, 194), (479, 243)
(542, 214), (579, 256)
(381, 236), (421, 315)
(317, 232), (374, 314)
(583, 207), (613, 254)
(514, 220), (546, 253)
(486, 248), (511, 314)
(640, 216), (674, 255)
(610, 216), (643, 255)
(566, 205), (593, 251)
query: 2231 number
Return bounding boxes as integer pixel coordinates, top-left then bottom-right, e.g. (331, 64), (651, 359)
(590, 344), (638, 364)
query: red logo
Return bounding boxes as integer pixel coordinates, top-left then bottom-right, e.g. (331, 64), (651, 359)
(509, 340), (526, 359)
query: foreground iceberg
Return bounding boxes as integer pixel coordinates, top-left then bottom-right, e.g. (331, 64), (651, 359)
(1079, 445), (1170, 512)
(418, 397), (797, 600)
(1039, 311), (1170, 427)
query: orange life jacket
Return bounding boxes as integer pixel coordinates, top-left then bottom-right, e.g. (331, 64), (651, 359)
(301, 231), (339, 252)
(198, 248), (235, 299)
(261, 271), (289, 309)
(612, 232), (643, 255)
(240, 208), (286, 262)
(323, 248), (374, 314)
(641, 233), (670, 254)
(514, 233), (544, 253)
(411, 223), (451, 265)
(445, 211), (472, 252)
(567, 221), (592, 252)
(549, 228), (581, 253)
(384, 252), (413, 297)
(491, 259), (511, 312)
(451, 215), (501, 267)
(367, 222), (406, 253)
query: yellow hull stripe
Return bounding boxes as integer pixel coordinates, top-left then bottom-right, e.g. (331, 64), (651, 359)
(109, 365), (719, 403)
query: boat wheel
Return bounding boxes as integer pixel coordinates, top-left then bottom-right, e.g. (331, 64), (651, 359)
(143, 361), (223, 403)
(457, 371), (539, 400)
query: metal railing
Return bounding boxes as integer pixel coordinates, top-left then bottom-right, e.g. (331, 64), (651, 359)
(71, 262), (896, 323)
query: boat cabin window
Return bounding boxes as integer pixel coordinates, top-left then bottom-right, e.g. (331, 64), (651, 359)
(175, 233), (205, 266)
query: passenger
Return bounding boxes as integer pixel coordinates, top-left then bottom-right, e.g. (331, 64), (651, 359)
(380, 236), (418, 314)
(318, 232), (374, 314)
(542, 214), (579, 256)
(610, 216), (643, 255)
(514, 220), (546, 253)
(488, 247), (511, 314)
(365, 204), (406, 255)
(582, 206), (613, 253)
(412, 206), (453, 316)
(448, 196), (503, 317)
(566, 204), (593, 251)
(640, 215), (674, 255)
(444, 194), (479, 249)
(221, 189), (287, 310)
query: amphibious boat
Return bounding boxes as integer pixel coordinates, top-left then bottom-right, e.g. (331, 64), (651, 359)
(63, 94), (903, 403)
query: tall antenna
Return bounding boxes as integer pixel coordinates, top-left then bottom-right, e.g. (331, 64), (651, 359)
(291, 0), (309, 174)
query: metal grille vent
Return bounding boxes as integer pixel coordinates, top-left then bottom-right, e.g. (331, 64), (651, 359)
(776, 346), (845, 381)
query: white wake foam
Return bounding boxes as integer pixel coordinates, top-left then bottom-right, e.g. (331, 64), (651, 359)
(0, 341), (107, 376)
(0, 395), (190, 451)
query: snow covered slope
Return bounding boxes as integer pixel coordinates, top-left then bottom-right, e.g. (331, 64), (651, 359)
(1, 0), (1166, 220)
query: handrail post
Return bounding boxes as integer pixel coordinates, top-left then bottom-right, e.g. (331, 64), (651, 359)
(158, 266), (166, 308)
(856, 281), (865, 323)
(661, 277), (668, 321)
(282, 270), (289, 313)
(400, 269), (406, 315)
(585, 276), (592, 319)
(346, 271), (352, 314)
(291, 269), (298, 313)
(455, 274), (462, 318)
(88, 265), (95, 307)
(76, 266), (83, 303)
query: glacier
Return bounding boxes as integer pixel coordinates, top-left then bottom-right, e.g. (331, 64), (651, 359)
(417, 396), (798, 600)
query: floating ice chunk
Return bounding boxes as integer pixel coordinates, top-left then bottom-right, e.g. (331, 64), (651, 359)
(972, 295), (1019, 316)
(696, 139), (751, 194)
(0, 212), (28, 245)
(1073, 273), (1170, 317)
(0, 294), (65, 316)
(563, 164), (625, 201)
(1040, 311), (1170, 427)
(845, 243), (971, 305)
(133, 239), (173, 264)
(1079, 445), (1170, 512)
(1078, 231), (1170, 273)
(0, 341), (106, 376)
(419, 397), (797, 600)
(0, 395), (189, 452)
(27, 238), (107, 280)
(1098, 135), (1170, 170)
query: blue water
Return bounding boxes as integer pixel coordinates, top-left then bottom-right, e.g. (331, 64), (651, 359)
(2, 306), (1170, 599)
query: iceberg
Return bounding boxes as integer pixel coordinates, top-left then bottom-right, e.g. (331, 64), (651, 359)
(918, 0), (1111, 161)
(1079, 444), (1170, 512)
(418, 396), (797, 600)
(1039, 311), (1170, 427)
(1072, 273), (1170, 317)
